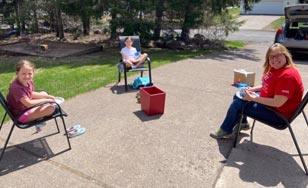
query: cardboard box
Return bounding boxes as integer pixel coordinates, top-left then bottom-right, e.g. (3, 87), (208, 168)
(140, 86), (166, 116)
(233, 69), (255, 86)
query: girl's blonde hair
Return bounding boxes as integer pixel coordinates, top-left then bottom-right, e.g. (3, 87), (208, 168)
(263, 43), (297, 74)
(11, 59), (35, 83)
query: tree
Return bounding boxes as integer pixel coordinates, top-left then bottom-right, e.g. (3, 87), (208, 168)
(239, 0), (262, 13)
(61, 0), (105, 35)
(108, 0), (155, 42)
(153, 0), (166, 40)
(164, 0), (205, 43)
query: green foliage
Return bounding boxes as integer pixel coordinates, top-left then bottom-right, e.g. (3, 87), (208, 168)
(0, 0), (245, 44)
(227, 7), (240, 18)
(108, 0), (155, 42)
(211, 0), (240, 13)
(194, 7), (243, 40)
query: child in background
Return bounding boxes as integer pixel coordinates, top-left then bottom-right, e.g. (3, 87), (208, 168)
(7, 60), (56, 133)
(120, 36), (148, 69)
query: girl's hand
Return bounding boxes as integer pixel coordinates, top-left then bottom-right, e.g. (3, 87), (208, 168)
(242, 89), (258, 101)
(46, 95), (55, 100)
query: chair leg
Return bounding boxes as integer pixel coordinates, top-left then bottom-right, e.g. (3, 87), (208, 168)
(54, 118), (60, 133)
(0, 123), (15, 162)
(233, 113), (245, 148)
(60, 116), (71, 150)
(118, 72), (121, 83)
(0, 113), (7, 131)
(287, 124), (308, 175)
(250, 120), (256, 142)
(148, 60), (152, 85)
(303, 111), (308, 127)
(124, 69), (128, 91)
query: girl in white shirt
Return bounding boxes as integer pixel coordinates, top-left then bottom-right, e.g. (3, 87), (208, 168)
(120, 36), (148, 69)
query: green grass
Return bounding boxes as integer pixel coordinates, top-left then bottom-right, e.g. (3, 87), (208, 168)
(0, 42), (245, 117)
(270, 16), (285, 30)
(225, 41), (246, 49)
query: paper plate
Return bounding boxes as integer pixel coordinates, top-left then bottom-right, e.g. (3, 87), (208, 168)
(235, 91), (243, 99)
(235, 91), (259, 100)
(55, 97), (65, 104)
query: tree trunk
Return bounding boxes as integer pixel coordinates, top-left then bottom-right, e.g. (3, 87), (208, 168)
(110, 10), (117, 40)
(82, 17), (90, 35)
(153, 0), (164, 40)
(32, 7), (39, 33)
(180, 25), (190, 43)
(55, 6), (64, 39)
(13, 0), (21, 35)
(180, 2), (198, 43)
(181, 11), (191, 43)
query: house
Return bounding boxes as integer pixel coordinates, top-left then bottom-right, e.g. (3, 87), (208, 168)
(240, 0), (298, 15)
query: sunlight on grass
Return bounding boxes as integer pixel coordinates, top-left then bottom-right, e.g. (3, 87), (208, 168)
(270, 17), (285, 30)
(225, 41), (246, 49)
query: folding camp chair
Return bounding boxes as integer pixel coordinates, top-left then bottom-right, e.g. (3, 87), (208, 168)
(117, 36), (152, 91)
(233, 91), (308, 175)
(0, 91), (71, 162)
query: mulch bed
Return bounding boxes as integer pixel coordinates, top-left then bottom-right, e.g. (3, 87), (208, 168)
(0, 40), (102, 58)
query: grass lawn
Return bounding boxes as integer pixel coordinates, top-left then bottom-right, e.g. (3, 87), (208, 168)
(270, 17), (285, 30)
(0, 41), (245, 117)
(0, 42), (245, 96)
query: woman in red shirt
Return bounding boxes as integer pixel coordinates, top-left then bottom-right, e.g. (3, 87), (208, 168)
(211, 43), (304, 139)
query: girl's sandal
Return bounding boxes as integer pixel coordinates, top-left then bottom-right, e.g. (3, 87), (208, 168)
(66, 125), (81, 133)
(68, 127), (86, 138)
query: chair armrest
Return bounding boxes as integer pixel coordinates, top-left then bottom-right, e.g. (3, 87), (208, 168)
(146, 57), (151, 62)
(119, 59), (125, 64)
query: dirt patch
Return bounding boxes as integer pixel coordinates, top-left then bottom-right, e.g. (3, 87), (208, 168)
(0, 33), (108, 58)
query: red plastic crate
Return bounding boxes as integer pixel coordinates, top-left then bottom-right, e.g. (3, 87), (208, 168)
(140, 86), (166, 116)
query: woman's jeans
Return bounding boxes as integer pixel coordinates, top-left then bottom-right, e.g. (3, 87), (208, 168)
(220, 95), (285, 133)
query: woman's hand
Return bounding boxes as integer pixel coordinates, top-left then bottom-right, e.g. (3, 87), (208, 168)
(242, 89), (288, 107)
(242, 89), (258, 101)
(246, 85), (262, 92)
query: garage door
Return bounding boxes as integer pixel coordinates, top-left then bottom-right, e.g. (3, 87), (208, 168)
(240, 0), (284, 15)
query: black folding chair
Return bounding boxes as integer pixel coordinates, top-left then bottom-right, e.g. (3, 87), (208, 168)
(117, 36), (152, 91)
(0, 91), (71, 162)
(233, 91), (308, 175)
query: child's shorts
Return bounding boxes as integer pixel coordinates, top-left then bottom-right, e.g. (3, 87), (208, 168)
(18, 110), (30, 123)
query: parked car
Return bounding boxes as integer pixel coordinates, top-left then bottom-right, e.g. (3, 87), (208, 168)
(274, 4), (308, 53)
(0, 29), (17, 39)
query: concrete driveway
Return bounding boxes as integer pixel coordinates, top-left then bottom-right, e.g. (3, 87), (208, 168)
(237, 15), (282, 30)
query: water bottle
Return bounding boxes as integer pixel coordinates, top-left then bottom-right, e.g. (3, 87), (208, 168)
(135, 51), (140, 58)
(239, 87), (247, 97)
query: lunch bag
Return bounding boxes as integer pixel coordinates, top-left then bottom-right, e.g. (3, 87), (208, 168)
(132, 76), (150, 89)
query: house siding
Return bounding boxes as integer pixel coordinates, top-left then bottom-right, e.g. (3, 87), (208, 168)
(240, 0), (298, 15)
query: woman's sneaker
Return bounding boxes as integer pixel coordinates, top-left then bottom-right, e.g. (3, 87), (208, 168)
(210, 128), (233, 139)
